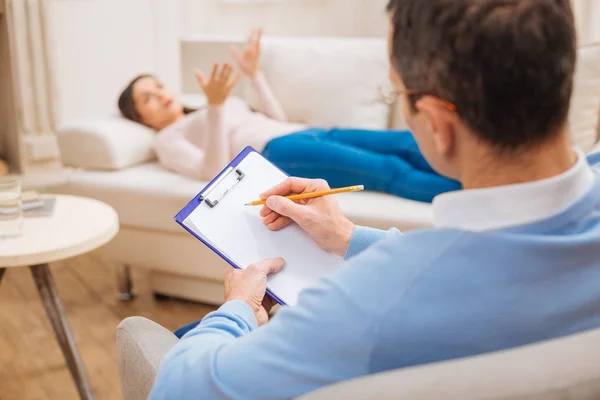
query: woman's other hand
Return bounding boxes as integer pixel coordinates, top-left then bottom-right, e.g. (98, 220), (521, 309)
(194, 63), (242, 106)
(229, 29), (263, 77)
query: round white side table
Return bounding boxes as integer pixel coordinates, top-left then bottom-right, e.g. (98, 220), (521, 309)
(0, 195), (119, 400)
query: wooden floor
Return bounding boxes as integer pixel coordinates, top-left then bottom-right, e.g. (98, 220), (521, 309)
(0, 252), (216, 400)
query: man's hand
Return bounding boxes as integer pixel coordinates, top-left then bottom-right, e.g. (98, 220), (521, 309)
(260, 178), (355, 257)
(229, 29), (262, 77)
(224, 258), (285, 326)
(194, 63), (242, 106)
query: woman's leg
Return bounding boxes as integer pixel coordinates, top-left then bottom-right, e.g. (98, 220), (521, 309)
(323, 128), (434, 172)
(263, 132), (461, 203)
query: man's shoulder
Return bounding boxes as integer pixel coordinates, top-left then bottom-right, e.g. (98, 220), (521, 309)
(326, 229), (467, 309)
(350, 228), (467, 268)
(587, 151), (600, 166)
(380, 228), (467, 259)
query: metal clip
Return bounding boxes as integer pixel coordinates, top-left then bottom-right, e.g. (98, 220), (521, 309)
(200, 168), (245, 208)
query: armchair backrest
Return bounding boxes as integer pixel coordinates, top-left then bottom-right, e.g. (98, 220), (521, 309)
(300, 327), (600, 400)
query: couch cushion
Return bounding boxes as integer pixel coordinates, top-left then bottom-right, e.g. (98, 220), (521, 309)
(337, 190), (432, 231)
(244, 37), (390, 130)
(57, 117), (157, 170)
(63, 163), (202, 233)
(62, 162), (433, 234)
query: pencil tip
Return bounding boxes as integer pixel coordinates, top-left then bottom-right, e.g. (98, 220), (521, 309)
(244, 203), (250, 206)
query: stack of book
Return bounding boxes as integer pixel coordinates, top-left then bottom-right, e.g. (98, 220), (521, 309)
(22, 191), (44, 211)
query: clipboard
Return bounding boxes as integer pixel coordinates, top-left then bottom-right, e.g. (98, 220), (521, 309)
(175, 146), (344, 306)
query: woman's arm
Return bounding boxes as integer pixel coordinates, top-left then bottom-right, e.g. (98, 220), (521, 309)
(154, 132), (207, 180)
(154, 63), (241, 181)
(198, 105), (229, 179)
(154, 106), (228, 181)
(251, 71), (287, 121)
(185, 63), (241, 179)
(230, 29), (288, 121)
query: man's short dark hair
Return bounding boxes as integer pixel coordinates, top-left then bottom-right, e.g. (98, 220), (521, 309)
(386, 0), (577, 149)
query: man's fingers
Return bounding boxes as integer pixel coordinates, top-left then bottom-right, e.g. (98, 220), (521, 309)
(249, 257), (285, 275)
(260, 177), (307, 199)
(259, 177), (330, 200)
(260, 206), (292, 230)
(194, 69), (207, 87)
(262, 211), (279, 226)
(224, 267), (236, 280)
(259, 205), (272, 217)
(266, 195), (319, 225)
(267, 216), (293, 231)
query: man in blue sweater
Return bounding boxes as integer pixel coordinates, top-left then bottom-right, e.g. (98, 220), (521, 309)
(150, 0), (600, 398)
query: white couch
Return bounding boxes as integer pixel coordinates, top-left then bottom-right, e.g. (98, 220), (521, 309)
(57, 36), (600, 305)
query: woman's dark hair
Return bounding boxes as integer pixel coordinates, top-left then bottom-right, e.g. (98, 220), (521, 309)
(118, 74), (195, 125)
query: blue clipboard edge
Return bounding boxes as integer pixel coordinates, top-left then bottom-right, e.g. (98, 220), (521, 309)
(174, 146), (287, 306)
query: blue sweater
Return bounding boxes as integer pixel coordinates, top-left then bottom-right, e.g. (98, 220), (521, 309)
(150, 165), (600, 400)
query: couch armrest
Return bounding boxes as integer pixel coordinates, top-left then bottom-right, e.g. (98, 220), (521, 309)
(116, 317), (178, 400)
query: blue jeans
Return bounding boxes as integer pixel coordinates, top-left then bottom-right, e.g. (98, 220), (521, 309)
(262, 128), (461, 203)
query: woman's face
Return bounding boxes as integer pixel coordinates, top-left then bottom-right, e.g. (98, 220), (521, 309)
(132, 76), (184, 130)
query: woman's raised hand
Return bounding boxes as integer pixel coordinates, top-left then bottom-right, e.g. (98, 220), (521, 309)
(194, 63), (242, 106)
(229, 29), (263, 77)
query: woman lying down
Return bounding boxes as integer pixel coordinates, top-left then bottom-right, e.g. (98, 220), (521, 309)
(117, 30), (460, 203)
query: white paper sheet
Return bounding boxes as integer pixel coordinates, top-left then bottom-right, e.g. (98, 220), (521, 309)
(183, 151), (344, 306)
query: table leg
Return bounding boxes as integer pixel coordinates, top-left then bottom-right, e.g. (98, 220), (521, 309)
(30, 264), (95, 400)
(0, 268), (5, 286)
(116, 263), (136, 301)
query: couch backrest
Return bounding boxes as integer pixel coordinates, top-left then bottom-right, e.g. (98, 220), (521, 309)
(299, 327), (600, 400)
(243, 37), (390, 130)
(181, 36), (391, 130)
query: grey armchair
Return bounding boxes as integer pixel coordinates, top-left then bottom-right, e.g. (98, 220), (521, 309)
(117, 317), (600, 400)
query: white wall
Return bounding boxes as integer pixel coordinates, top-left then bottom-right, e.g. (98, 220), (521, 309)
(184, 0), (598, 42)
(46, 0), (182, 124)
(45, 0), (598, 124)
(182, 0), (389, 38)
(46, 0), (388, 124)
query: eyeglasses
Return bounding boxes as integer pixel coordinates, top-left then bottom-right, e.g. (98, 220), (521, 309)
(378, 79), (457, 112)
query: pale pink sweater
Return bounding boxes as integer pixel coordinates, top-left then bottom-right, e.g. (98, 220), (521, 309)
(153, 72), (307, 181)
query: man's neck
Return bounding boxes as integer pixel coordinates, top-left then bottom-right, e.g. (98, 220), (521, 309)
(460, 132), (577, 190)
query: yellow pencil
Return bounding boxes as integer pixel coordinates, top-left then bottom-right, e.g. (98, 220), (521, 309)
(245, 185), (365, 206)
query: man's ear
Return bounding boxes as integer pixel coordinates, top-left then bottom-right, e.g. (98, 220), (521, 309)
(415, 96), (456, 156)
